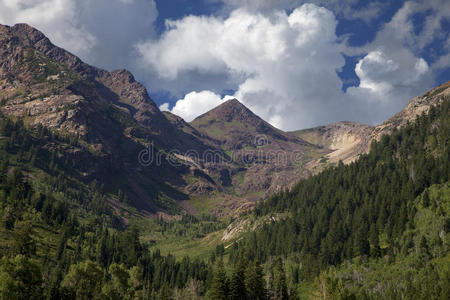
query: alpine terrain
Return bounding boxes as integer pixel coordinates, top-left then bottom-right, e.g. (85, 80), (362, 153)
(0, 23), (448, 299)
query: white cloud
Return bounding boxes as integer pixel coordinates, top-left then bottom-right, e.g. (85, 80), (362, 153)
(0, 0), (446, 130)
(167, 91), (229, 122)
(0, 0), (96, 56)
(219, 0), (386, 23)
(0, 0), (158, 70)
(138, 4), (348, 130)
(138, 2), (444, 130)
(136, 16), (225, 80)
(347, 48), (432, 118)
(343, 0), (444, 122)
(354, 49), (429, 94)
(159, 102), (170, 111)
(432, 53), (450, 70)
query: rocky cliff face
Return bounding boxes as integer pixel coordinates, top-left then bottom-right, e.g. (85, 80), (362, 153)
(187, 99), (327, 207)
(292, 121), (373, 164)
(0, 24), (170, 136)
(190, 99), (306, 149)
(370, 82), (450, 141)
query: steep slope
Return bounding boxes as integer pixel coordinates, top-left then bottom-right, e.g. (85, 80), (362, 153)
(0, 23), (326, 216)
(297, 81), (450, 172)
(3, 22), (447, 218)
(370, 81), (450, 140)
(0, 23), (219, 213)
(227, 95), (449, 299)
(0, 24), (168, 131)
(184, 99), (328, 214)
(191, 99), (310, 150)
(291, 121), (373, 164)
(0, 80), (448, 299)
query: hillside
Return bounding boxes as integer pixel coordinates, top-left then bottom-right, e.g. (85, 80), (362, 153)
(291, 121), (373, 164)
(190, 99), (309, 150)
(0, 23), (328, 217)
(296, 81), (450, 174)
(0, 22), (449, 300)
(3, 23), (447, 220)
(162, 98), (331, 216)
(0, 23), (225, 214)
(227, 95), (450, 299)
(0, 82), (447, 299)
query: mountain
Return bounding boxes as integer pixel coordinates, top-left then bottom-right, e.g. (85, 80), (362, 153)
(166, 99), (328, 214)
(371, 81), (450, 138)
(0, 24), (167, 130)
(228, 95), (449, 299)
(190, 98), (309, 149)
(0, 23), (217, 213)
(0, 22), (448, 218)
(0, 78), (447, 299)
(0, 23), (325, 217)
(0, 22), (448, 300)
(294, 81), (450, 173)
(291, 121), (373, 164)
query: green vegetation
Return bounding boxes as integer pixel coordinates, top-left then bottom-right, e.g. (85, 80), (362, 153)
(0, 88), (448, 298)
(228, 98), (450, 298)
(137, 214), (228, 259)
(0, 114), (293, 299)
(0, 116), (213, 298)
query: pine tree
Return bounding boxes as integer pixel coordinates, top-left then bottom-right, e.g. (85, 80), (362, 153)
(61, 260), (104, 299)
(230, 258), (247, 300)
(268, 259), (288, 300)
(245, 261), (267, 300)
(208, 259), (229, 300)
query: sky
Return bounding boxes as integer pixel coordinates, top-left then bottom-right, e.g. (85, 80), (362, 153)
(0, 0), (449, 131)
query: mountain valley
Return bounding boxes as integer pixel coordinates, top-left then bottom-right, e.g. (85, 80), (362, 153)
(0, 22), (448, 299)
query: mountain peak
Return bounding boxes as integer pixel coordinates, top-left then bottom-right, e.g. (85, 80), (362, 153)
(0, 23), (170, 130)
(6, 23), (45, 41)
(110, 69), (136, 84)
(190, 98), (311, 150)
(221, 98), (244, 107)
(193, 98), (257, 125)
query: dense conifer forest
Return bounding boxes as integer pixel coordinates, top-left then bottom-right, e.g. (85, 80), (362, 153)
(229, 97), (450, 298)
(0, 98), (448, 299)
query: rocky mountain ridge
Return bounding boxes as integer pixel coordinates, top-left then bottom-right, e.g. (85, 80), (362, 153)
(1, 23), (448, 217)
(0, 23), (211, 213)
(297, 81), (450, 173)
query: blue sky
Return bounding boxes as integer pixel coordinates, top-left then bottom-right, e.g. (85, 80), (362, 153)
(148, 0), (450, 129)
(0, 0), (449, 130)
(155, 0), (449, 92)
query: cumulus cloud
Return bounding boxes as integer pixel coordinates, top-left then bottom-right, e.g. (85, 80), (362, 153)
(140, 1), (445, 130)
(159, 102), (170, 112)
(218, 0), (386, 23)
(353, 49), (429, 94)
(0, 0), (446, 130)
(343, 0), (447, 123)
(77, 0), (158, 70)
(346, 48), (433, 123)
(137, 15), (226, 80)
(0, 0), (96, 56)
(0, 0), (158, 70)
(165, 91), (232, 122)
(138, 4), (348, 130)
